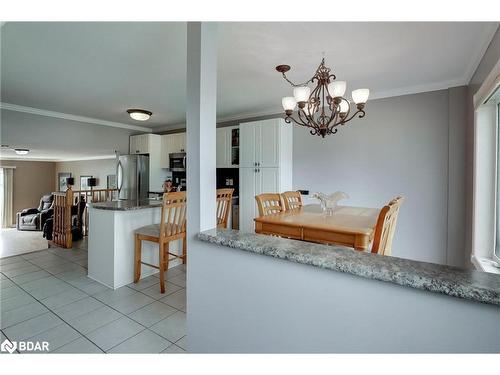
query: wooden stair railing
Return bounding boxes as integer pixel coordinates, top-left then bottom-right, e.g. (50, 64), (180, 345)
(51, 187), (118, 248)
(52, 188), (74, 249)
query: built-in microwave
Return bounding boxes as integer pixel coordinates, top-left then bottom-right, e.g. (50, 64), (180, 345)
(168, 152), (186, 172)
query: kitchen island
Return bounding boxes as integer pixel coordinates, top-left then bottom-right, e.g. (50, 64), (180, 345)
(87, 199), (182, 289)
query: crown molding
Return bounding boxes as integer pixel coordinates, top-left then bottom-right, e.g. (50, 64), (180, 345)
(0, 102), (153, 132)
(464, 23), (499, 85)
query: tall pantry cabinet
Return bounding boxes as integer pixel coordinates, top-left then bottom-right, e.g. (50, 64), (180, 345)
(239, 118), (293, 232)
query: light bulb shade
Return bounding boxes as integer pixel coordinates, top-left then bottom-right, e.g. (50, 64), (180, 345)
(352, 89), (370, 104)
(328, 81), (347, 98)
(127, 109), (152, 121)
(293, 86), (311, 103)
(282, 97), (297, 111)
(338, 100), (349, 113)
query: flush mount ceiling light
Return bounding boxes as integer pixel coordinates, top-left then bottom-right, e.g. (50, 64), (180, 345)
(14, 148), (30, 155)
(277, 58), (369, 138)
(127, 109), (152, 121)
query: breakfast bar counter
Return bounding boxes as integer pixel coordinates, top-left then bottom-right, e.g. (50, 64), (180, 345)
(87, 199), (180, 289)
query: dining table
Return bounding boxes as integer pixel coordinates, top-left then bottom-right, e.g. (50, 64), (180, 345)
(254, 204), (381, 250)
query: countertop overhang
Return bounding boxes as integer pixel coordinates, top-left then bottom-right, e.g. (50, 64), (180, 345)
(90, 199), (162, 211)
(198, 229), (500, 306)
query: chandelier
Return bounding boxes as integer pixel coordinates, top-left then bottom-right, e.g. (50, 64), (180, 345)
(276, 58), (369, 138)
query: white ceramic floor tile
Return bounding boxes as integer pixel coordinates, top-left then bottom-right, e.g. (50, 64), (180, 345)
(54, 337), (103, 353)
(1, 292), (37, 312)
(10, 270), (51, 285)
(0, 259), (33, 271)
(103, 292), (155, 315)
(160, 289), (186, 310)
(1, 301), (48, 329)
(140, 282), (182, 299)
(41, 287), (88, 309)
(161, 344), (186, 353)
(167, 274), (186, 288)
(85, 317), (144, 351)
(92, 286), (137, 304)
(0, 256), (26, 266)
(176, 336), (187, 350)
(2, 264), (41, 278)
(149, 311), (186, 342)
(52, 297), (105, 321)
(1, 285), (30, 301)
(28, 282), (74, 300)
(67, 305), (123, 334)
(44, 263), (86, 275)
(108, 329), (172, 353)
(0, 279), (15, 289)
(128, 301), (177, 327)
(127, 275), (160, 291)
(4, 312), (63, 341)
(22, 323), (81, 353)
(73, 280), (109, 295)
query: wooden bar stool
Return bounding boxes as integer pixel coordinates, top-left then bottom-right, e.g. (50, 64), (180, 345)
(134, 192), (187, 293)
(216, 188), (234, 228)
(281, 191), (303, 211)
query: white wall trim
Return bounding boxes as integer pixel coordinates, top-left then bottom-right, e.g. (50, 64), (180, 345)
(0, 102), (153, 133)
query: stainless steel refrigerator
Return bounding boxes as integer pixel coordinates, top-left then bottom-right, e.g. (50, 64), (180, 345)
(117, 155), (149, 200)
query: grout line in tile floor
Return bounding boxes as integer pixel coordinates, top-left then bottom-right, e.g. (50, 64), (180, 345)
(1, 244), (187, 353)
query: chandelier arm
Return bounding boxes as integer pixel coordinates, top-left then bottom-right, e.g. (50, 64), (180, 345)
(340, 108), (365, 124)
(285, 114), (315, 129)
(281, 72), (315, 88)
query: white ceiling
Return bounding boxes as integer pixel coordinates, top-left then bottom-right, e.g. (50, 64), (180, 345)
(1, 21), (498, 132)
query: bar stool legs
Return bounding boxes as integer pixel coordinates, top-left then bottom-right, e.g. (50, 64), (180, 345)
(134, 234), (142, 283)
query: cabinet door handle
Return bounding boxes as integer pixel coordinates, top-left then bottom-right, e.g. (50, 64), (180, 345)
(257, 162), (260, 166)
(254, 169), (258, 173)
(254, 162), (257, 166)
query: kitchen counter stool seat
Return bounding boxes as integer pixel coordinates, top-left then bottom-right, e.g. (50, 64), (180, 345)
(134, 192), (187, 293)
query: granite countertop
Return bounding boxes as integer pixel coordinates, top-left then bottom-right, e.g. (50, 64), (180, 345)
(198, 229), (500, 306)
(91, 199), (162, 211)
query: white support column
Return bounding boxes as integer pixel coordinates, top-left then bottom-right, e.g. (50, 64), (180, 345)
(186, 22), (217, 234)
(186, 21), (218, 353)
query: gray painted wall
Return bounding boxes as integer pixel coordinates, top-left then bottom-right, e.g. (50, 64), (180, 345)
(188, 240), (500, 353)
(292, 88), (466, 265)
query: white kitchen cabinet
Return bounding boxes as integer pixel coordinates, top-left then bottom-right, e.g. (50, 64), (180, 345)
(129, 134), (166, 192)
(239, 118), (293, 233)
(130, 134), (150, 154)
(160, 132), (187, 169)
(216, 126), (239, 168)
(240, 118), (281, 168)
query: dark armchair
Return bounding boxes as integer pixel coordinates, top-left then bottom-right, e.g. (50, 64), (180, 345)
(16, 194), (54, 231)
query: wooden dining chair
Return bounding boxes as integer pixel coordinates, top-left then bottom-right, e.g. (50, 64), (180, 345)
(371, 196), (404, 256)
(281, 191), (303, 211)
(134, 191), (187, 293)
(255, 193), (284, 217)
(216, 188), (234, 228)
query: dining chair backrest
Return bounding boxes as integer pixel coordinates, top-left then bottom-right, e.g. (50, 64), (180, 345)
(371, 196), (404, 256)
(281, 191), (303, 211)
(255, 193), (284, 217)
(159, 192), (187, 240)
(216, 188), (234, 228)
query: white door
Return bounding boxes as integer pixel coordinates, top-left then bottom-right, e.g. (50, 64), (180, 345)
(258, 119), (280, 168)
(258, 167), (280, 194)
(216, 128), (228, 167)
(239, 167), (258, 233)
(239, 122), (257, 168)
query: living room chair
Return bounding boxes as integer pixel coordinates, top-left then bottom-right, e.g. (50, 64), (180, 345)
(16, 194), (54, 231)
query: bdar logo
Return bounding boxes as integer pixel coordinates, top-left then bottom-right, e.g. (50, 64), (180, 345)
(1, 339), (17, 354)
